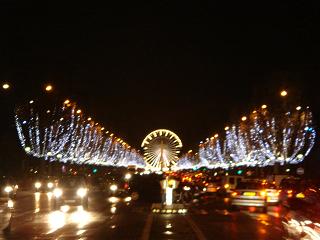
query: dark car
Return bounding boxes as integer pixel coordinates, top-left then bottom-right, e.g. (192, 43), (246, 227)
(52, 176), (89, 210)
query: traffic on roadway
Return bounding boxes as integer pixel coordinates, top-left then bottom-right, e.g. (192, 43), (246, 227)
(1, 168), (320, 240)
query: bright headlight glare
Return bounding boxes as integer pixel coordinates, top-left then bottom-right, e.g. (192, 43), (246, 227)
(4, 186), (13, 193)
(35, 182), (42, 189)
(124, 196), (132, 202)
(53, 188), (62, 198)
(109, 197), (119, 203)
(47, 182), (54, 189)
(77, 188), (87, 198)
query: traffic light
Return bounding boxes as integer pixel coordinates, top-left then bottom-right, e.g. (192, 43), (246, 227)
(93, 168), (98, 174)
(237, 170), (243, 175)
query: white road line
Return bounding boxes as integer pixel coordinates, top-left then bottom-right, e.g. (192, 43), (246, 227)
(140, 213), (153, 240)
(185, 215), (207, 240)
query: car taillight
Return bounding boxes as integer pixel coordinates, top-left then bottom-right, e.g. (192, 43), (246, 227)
(260, 191), (266, 197)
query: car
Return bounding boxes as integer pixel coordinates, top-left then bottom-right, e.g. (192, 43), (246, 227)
(33, 177), (57, 193)
(230, 181), (268, 212)
(52, 176), (89, 210)
(278, 177), (303, 207)
(107, 190), (133, 204)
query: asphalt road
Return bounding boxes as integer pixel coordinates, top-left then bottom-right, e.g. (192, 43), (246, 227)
(1, 192), (287, 239)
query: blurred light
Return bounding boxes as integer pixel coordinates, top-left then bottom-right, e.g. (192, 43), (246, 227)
(280, 90), (288, 97)
(124, 196), (132, 202)
(260, 191), (266, 197)
(296, 106), (302, 111)
(29, 100), (34, 104)
(286, 168), (290, 172)
(224, 184), (230, 189)
(61, 205), (70, 213)
(25, 146), (31, 152)
(124, 173), (132, 180)
(224, 126), (229, 131)
(183, 186), (191, 191)
(35, 182), (42, 189)
(48, 211), (65, 234)
(76, 109), (81, 114)
(110, 184), (118, 192)
(109, 197), (120, 203)
(241, 116), (247, 121)
(77, 188), (87, 198)
(64, 99), (70, 104)
(7, 199), (14, 208)
(53, 188), (62, 198)
(2, 83), (10, 90)
(4, 186), (13, 193)
(214, 134), (219, 138)
(296, 192), (305, 199)
(261, 104), (267, 109)
(111, 206), (117, 214)
(71, 208), (90, 228)
(87, 117), (92, 121)
(45, 84), (53, 92)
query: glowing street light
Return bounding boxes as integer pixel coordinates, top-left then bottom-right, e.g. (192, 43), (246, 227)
(64, 99), (70, 104)
(2, 83), (10, 90)
(224, 126), (229, 131)
(261, 104), (267, 109)
(296, 106), (302, 111)
(45, 84), (53, 92)
(241, 116), (247, 121)
(280, 90), (288, 97)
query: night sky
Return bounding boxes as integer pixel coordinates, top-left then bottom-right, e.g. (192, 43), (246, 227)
(1, 2), (320, 173)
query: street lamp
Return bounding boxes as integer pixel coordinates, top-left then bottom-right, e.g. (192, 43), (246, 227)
(280, 90), (288, 97)
(45, 84), (53, 92)
(2, 82), (10, 90)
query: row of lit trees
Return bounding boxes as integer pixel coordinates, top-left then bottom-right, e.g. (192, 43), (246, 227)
(15, 99), (146, 168)
(176, 104), (316, 170)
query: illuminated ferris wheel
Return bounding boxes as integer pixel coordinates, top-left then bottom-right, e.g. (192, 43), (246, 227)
(141, 129), (183, 170)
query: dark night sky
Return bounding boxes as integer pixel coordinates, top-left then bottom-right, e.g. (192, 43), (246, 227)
(1, 2), (320, 171)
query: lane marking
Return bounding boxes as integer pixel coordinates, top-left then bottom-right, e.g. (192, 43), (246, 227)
(185, 215), (207, 240)
(140, 213), (153, 240)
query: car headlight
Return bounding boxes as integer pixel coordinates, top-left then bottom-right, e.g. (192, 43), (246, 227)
(35, 182), (42, 189)
(77, 188), (87, 198)
(4, 186), (13, 193)
(47, 182), (54, 189)
(110, 184), (118, 192)
(53, 188), (63, 198)
(109, 197), (120, 203)
(124, 196), (132, 202)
